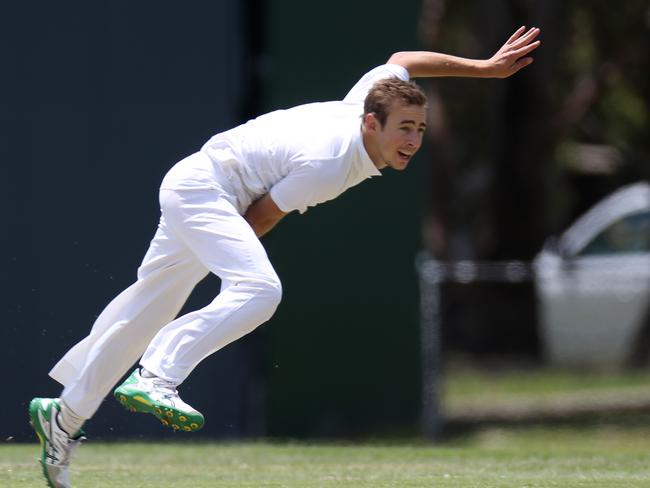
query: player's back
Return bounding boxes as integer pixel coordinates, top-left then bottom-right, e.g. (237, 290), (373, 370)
(200, 100), (364, 209)
(213, 100), (362, 169)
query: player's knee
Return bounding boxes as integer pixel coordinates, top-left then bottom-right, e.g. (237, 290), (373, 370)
(226, 273), (282, 318)
(259, 276), (282, 309)
(244, 277), (281, 324)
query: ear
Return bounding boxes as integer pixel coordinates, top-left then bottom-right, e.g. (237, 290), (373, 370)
(363, 112), (380, 133)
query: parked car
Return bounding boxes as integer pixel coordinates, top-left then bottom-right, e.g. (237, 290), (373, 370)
(534, 181), (650, 369)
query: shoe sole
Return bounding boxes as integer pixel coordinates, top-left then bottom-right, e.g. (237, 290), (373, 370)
(113, 388), (204, 432)
(28, 398), (58, 488)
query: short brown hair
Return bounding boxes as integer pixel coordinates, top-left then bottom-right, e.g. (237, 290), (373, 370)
(363, 78), (427, 126)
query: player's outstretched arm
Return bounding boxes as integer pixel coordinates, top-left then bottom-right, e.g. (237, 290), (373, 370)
(388, 26), (540, 79)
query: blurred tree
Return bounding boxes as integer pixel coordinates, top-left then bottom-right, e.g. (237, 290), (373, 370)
(418, 0), (650, 359)
(557, 0), (650, 220)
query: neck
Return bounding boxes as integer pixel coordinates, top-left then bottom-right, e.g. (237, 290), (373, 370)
(361, 123), (386, 170)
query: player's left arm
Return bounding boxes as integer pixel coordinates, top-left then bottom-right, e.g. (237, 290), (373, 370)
(244, 193), (288, 238)
(388, 26), (540, 79)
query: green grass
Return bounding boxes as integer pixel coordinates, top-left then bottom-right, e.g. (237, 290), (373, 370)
(445, 368), (650, 403)
(7, 368), (650, 487)
(4, 428), (650, 488)
(443, 368), (650, 417)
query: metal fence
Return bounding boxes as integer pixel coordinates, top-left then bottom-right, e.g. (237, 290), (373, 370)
(416, 253), (534, 438)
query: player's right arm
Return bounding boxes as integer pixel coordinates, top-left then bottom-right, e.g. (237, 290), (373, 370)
(388, 26), (540, 79)
(244, 193), (288, 238)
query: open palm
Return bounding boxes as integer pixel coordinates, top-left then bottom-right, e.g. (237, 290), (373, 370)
(488, 26), (541, 78)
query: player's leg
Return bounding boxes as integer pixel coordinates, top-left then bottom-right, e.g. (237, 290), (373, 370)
(142, 188), (282, 381)
(29, 214), (208, 487)
(51, 215), (208, 421)
(115, 188), (281, 431)
(28, 398), (85, 488)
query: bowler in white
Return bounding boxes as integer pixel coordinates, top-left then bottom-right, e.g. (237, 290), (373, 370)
(29, 26), (541, 488)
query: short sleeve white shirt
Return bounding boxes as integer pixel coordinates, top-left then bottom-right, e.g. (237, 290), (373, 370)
(161, 64), (410, 214)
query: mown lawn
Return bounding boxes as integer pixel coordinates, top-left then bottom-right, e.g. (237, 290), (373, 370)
(6, 368), (650, 487)
(3, 427), (650, 488)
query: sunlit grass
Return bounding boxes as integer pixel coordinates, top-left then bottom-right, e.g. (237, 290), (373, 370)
(444, 367), (650, 412)
(4, 431), (650, 488)
(6, 368), (650, 487)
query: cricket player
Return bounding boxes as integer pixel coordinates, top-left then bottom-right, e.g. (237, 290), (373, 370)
(29, 26), (540, 488)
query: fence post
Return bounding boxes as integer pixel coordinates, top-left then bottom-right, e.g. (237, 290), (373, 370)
(416, 254), (445, 439)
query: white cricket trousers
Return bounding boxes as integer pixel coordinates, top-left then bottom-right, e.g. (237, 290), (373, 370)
(49, 180), (282, 419)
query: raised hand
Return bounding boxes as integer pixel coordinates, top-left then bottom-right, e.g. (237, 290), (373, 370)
(486, 26), (541, 78)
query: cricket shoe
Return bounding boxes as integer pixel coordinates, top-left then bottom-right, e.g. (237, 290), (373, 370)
(29, 398), (85, 488)
(114, 368), (204, 432)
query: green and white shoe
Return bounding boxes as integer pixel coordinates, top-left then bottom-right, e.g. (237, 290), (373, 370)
(114, 369), (204, 432)
(28, 398), (85, 488)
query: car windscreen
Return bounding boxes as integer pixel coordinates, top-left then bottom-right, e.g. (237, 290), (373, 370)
(580, 210), (650, 256)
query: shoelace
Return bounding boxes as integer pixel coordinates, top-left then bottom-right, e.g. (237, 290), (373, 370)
(151, 377), (179, 399)
(61, 436), (86, 466)
(51, 433), (86, 467)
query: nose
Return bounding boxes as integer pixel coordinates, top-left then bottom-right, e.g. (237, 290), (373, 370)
(407, 132), (421, 148)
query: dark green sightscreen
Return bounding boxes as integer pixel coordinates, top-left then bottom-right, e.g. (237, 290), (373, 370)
(263, 0), (424, 437)
(3, 1), (262, 440)
(4, 0), (424, 440)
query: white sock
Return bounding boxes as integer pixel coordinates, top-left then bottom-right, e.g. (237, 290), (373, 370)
(140, 367), (156, 378)
(58, 400), (86, 437)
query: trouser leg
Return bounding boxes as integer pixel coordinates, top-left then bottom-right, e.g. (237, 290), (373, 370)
(52, 217), (207, 418)
(140, 188), (282, 384)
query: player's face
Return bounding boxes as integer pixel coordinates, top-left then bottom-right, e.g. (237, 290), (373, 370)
(372, 103), (427, 171)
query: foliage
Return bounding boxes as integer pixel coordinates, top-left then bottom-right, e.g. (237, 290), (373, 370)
(419, 0), (650, 254)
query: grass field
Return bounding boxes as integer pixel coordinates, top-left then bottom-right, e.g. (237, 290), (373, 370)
(5, 369), (650, 487)
(4, 424), (650, 487)
(444, 367), (650, 422)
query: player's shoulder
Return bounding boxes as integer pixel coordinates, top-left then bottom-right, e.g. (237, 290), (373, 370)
(343, 63), (410, 103)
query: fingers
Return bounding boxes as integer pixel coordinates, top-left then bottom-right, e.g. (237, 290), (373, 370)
(507, 26), (540, 47)
(511, 27), (541, 48)
(511, 56), (534, 74)
(506, 25), (527, 45)
(494, 26), (541, 77)
(512, 39), (541, 58)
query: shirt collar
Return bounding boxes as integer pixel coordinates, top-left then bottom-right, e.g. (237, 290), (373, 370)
(353, 123), (382, 178)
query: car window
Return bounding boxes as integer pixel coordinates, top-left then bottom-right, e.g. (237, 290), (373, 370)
(580, 211), (650, 255)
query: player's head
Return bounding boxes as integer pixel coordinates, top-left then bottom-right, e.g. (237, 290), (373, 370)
(362, 78), (428, 171)
(364, 78), (427, 126)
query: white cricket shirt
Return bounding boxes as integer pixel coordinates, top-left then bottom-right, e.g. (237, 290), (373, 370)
(160, 64), (410, 214)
